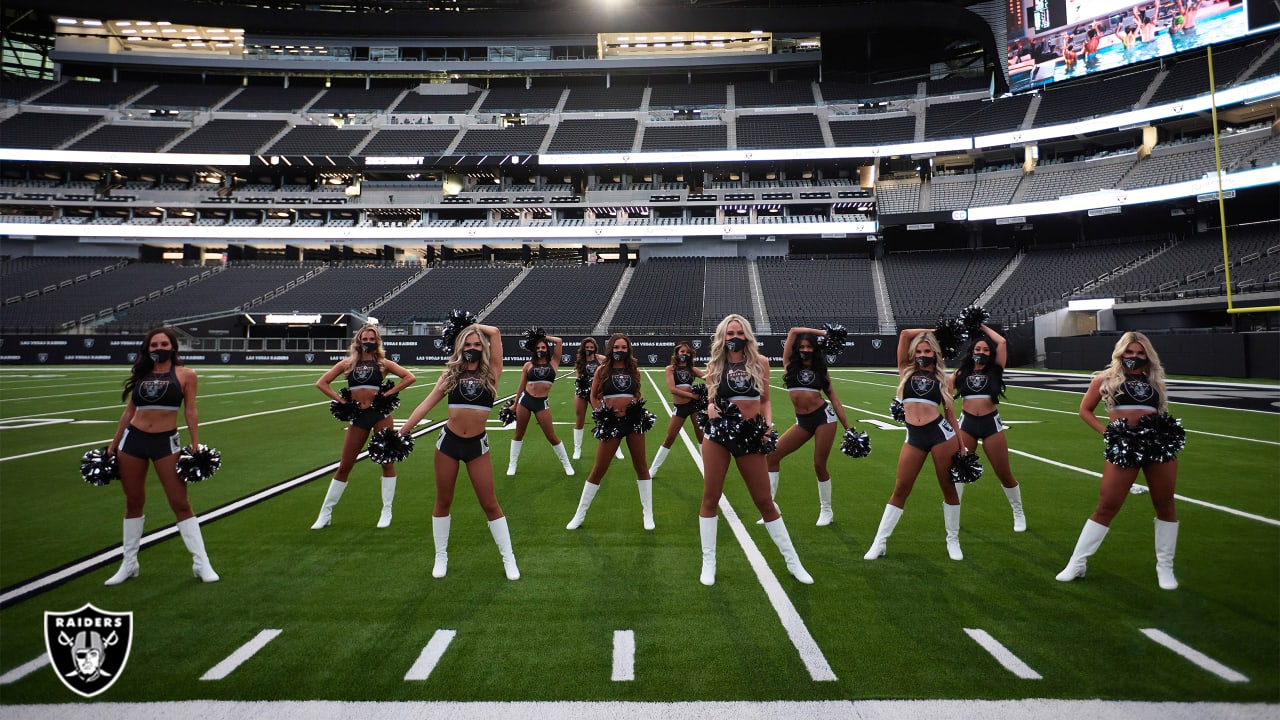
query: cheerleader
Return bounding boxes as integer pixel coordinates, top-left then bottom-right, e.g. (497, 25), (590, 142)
(507, 330), (574, 477)
(949, 324), (1025, 531)
(104, 326), (218, 584)
(648, 341), (705, 477)
(864, 328), (965, 561)
(311, 324), (416, 529)
(565, 332), (655, 531)
(766, 327), (851, 526)
(1057, 331), (1183, 590)
(571, 338), (606, 460)
(699, 314), (812, 586)
(399, 323), (518, 580)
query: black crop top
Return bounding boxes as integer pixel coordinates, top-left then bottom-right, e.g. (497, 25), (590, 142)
(903, 372), (944, 405)
(447, 371), (495, 410)
(527, 363), (556, 385)
(957, 371), (998, 402)
(132, 367), (184, 410)
(673, 367), (695, 388)
(601, 367), (637, 397)
(346, 359), (384, 390)
(717, 361), (760, 400)
(580, 360), (599, 381)
(1112, 374), (1161, 410)
(785, 366), (826, 393)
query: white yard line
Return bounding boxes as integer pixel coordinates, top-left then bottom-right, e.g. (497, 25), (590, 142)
(1140, 629), (1249, 683)
(642, 371), (837, 683)
(611, 630), (635, 682)
(200, 629), (283, 681)
(0, 653), (48, 685)
(962, 629), (1042, 680)
(404, 629), (457, 681)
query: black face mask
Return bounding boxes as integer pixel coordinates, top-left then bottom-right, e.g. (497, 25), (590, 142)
(972, 353), (990, 366)
(677, 353), (690, 364)
(798, 351), (813, 362)
(149, 349), (173, 364)
(535, 350), (548, 359)
(725, 337), (746, 354)
(915, 355), (936, 368)
(361, 342), (377, 354)
(612, 351), (629, 362)
(462, 349), (480, 363)
(1121, 356), (1148, 370)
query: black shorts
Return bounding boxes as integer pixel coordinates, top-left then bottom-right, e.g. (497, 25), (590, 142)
(795, 402), (838, 434)
(674, 401), (696, 418)
(120, 426), (181, 461)
(707, 434), (752, 458)
(519, 392), (550, 413)
(351, 405), (387, 431)
(436, 427), (490, 463)
(960, 410), (1004, 439)
(905, 416), (956, 452)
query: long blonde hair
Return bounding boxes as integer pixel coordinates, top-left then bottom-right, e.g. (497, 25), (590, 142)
(1099, 331), (1167, 412)
(896, 330), (953, 413)
(704, 314), (767, 405)
(343, 324), (385, 373)
(438, 324), (497, 396)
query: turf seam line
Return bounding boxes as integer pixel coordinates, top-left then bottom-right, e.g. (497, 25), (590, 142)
(200, 629), (283, 681)
(1139, 628), (1249, 683)
(962, 628), (1042, 680)
(404, 629), (457, 681)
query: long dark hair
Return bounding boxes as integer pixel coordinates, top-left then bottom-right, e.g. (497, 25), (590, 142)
(953, 331), (1006, 401)
(784, 332), (829, 389)
(122, 326), (182, 402)
(575, 337), (599, 376)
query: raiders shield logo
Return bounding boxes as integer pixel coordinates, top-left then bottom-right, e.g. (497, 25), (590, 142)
(871, 339), (883, 350)
(458, 375), (484, 402)
(692, 340), (702, 350)
(562, 353), (572, 364)
(825, 354), (837, 365)
(84, 339), (95, 348)
(304, 353), (315, 363)
(220, 353), (231, 363)
(612, 373), (633, 392)
(139, 379), (168, 402)
(434, 338), (444, 349)
(352, 365), (375, 384)
(1124, 379), (1154, 402)
(44, 604), (133, 698)
(798, 368), (816, 386)
(910, 375), (937, 397)
(127, 353), (138, 363)
(648, 354), (658, 365)
(966, 375), (989, 393)
(726, 365), (752, 393)
(391, 353), (401, 362)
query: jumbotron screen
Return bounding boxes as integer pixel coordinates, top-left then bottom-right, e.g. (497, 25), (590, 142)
(1005, 0), (1271, 94)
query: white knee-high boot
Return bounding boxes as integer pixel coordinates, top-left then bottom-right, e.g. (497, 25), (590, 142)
(432, 515), (450, 578)
(944, 502), (963, 561)
(552, 441), (575, 476)
(764, 517), (813, 584)
(507, 439), (523, 476)
(377, 476), (396, 528)
(104, 516), (144, 586)
(816, 478), (833, 526)
(758, 471), (782, 525)
(566, 482), (600, 530)
(177, 517), (219, 583)
(1056, 519), (1110, 582)
(864, 504), (904, 560)
(572, 427), (584, 460)
(488, 516), (520, 580)
(1155, 518), (1179, 590)
(311, 478), (346, 529)
(699, 515), (717, 586)
(649, 446), (671, 477)
(1004, 484), (1026, 532)
(637, 478), (654, 530)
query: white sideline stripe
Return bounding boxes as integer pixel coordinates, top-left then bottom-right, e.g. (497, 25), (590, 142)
(200, 629), (283, 681)
(0, 653), (48, 685)
(642, 371), (837, 682)
(404, 629), (456, 681)
(0, 401), (328, 462)
(1, 700), (1275, 720)
(612, 630), (635, 682)
(962, 629), (1042, 680)
(1140, 628), (1249, 683)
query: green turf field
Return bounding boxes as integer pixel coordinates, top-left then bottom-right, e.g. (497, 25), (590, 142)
(0, 365), (1276, 708)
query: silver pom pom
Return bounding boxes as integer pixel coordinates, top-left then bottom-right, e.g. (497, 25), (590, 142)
(367, 428), (414, 464)
(177, 446), (222, 483)
(840, 428), (871, 458)
(80, 447), (118, 486)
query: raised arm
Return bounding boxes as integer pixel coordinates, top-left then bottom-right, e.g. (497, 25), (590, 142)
(783, 326), (824, 364)
(547, 335), (564, 370)
(897, 328), (932, 368)
(981, 324), (1008, 367)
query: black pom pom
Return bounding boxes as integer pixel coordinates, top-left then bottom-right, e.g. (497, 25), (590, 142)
(890, 398), (906, 422)
(330, 388), (359, 422)
(80, 447), (118, 486)
(690, 383), (710, 413)
(840, 428), (872, 458)
(1139, 412), (1186, 464)
(950, 452), (983, 483)
(370, 381), (400, 417)
(498, 399), (517, 426)
(574, 373), (592, 399)
(934, 318), (966, 359)
(624, 399), (657, 434)
(819, 323), (849, 355)
(440, 309), (478, 354)
(694, 410), (710, 434)
(591, 405), (624, 440)
(1103, 419), (1146, 468)
(958, 305), (990, 333)
(521, 326), (547, 354)
(739, 415), (779, 454)
(367, 428), (414, 464)
(177, 445), (222, 483)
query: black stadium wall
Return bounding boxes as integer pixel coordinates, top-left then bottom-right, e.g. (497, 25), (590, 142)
(1045, 332), (1280, 379)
